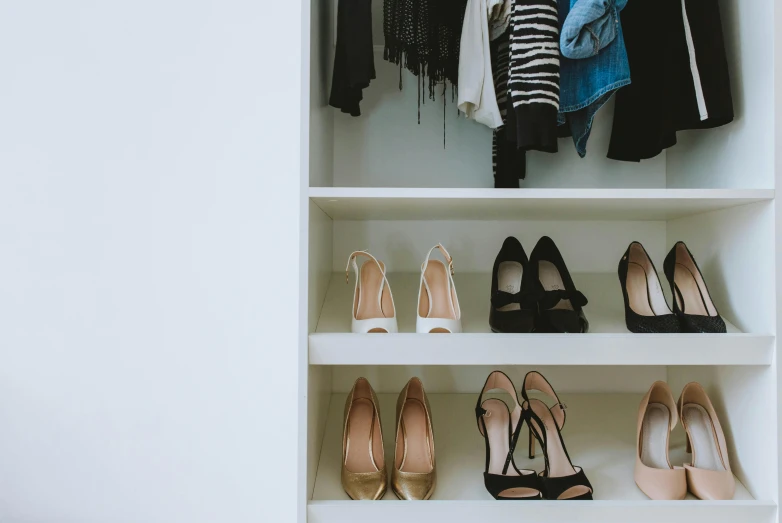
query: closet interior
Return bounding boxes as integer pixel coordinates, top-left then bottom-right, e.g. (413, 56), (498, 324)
(300, 0), (778, 521)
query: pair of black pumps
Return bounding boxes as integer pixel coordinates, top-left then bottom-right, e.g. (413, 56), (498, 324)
(618, 241), (726, 333)
(489, 236), (588, 334)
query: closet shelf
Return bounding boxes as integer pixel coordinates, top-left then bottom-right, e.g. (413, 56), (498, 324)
(308, 500), (776, 523)
(309, 188), (774, 221)
(309, 393), (771, 523)
(309, 333), (772, 366)
(310, 272), (771, 366)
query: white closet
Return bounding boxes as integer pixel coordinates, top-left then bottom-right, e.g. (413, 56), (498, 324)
(299, 0), (780, 521)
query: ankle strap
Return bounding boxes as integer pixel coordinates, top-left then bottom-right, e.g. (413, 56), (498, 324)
(421, 243), (455, 275)
(475, 371), (523, 475)
(521, 371), (566, 431)
(475, 371), (521, 431)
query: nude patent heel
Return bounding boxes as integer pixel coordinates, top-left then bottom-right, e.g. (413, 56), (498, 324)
(634, 381), (686, 500)
(679, 382), (735, 500)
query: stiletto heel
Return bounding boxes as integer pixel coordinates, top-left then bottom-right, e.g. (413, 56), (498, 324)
(475, 371), (542, 500)
(634, 381), (686, 500)
(686, 434), (691, 454)
(521, 371), (593, 500)
(346, 251), (398, 333)
(679, 382), (735, 500)
(618, 242), (680, 333)
(663, 242), (726, 333)
(417, 244), (462, 333)
(528, 426), (536, 459)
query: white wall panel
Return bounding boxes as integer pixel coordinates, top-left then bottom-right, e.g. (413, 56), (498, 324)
(331, 56), (666, 189)
(333, 219), (666, 273)
(0, 2), (302, 522)
(331, 366), (666, 394)
(308, 0), (335, 187)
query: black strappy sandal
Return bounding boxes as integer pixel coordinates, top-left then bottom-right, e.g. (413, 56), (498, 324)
(524, 237), (589, 333)
(521, 371), (593, 500)
(475, 371), (542, 501)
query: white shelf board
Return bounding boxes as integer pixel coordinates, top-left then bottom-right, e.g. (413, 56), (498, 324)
(309, 188), (774, 221)
(310, 393), (771, 522)
(308, 500), (776, 523)
(310, 273), (772, 366)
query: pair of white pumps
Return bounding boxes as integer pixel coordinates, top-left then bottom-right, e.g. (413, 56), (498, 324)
(346, 244), (462, 334)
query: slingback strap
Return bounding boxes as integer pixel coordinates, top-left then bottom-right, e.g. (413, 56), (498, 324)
(520, 371), (566, 431)
(538, 468), (593, 500)
(483, 471), (542, 501)
(346, 250), (387, 284)
(346, 250), (390, 308)
(475, 371), (523, 475)
(421, 243), (454, 275)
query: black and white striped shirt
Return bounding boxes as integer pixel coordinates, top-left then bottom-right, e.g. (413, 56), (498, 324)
(507, 0), (560, 152)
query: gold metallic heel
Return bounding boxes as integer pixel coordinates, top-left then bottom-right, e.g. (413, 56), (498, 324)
(391, 377), (436, 500)
(341, 378), (388, 500)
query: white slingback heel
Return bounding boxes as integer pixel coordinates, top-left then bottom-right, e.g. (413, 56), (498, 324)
(346, 251), (398, 334)
(416, 244), (462, 333)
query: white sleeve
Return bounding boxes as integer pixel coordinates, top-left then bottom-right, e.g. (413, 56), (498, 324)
(457, 0), (485, 119)
(458, 0), (504, 129)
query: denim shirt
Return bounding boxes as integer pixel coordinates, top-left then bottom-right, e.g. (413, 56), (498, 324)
(557, 0), (630, 157)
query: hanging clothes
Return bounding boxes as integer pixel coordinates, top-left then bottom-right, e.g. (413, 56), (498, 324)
(557, 0), (630, 157)
(383, 0), (467, 114)
(329, 0), (376, 116)
(607, 0), (734, 162)
(491, 28), (527, 187)
(458, 0), (511, 128)
(505, 0), (561, 153)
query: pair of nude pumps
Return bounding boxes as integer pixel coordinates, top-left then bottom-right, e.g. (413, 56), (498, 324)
(346, 244), (462, 333)
(636, 381), (735, 500)
(341, 377), (436, 500)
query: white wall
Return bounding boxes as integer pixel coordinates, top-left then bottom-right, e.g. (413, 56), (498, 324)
(331, 56), (666, 189)
(332, 219), (666, 273)
(0, 2), (300, 522)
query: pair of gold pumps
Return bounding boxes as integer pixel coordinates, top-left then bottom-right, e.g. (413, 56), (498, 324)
(341, 377), (436, 500)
